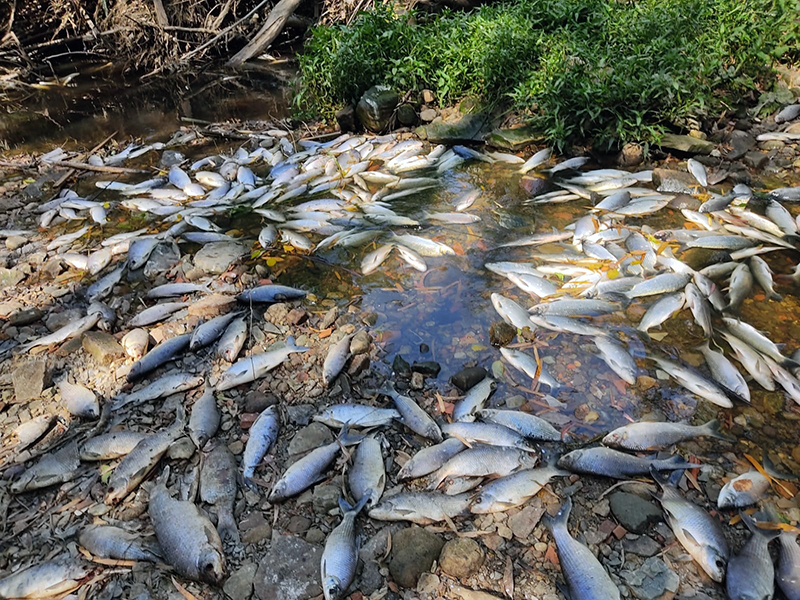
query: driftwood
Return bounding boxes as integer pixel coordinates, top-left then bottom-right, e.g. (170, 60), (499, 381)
(153, 0), (170, 28)
(226, 0), (304, 67)
(49, 161), (150, 175)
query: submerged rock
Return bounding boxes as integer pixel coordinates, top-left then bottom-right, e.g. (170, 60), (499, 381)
(658, 133), (714, 154)
(194, 242), (246, 275)
(357, 86), (399, 133)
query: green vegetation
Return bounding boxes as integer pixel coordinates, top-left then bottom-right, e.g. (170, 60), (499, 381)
(296, 0), (800, 148)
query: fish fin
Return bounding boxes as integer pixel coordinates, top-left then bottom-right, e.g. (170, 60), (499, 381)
(343, 493), (370, 516)
(739, 511), (780, 540)
(702, 419), (736, 443)
(217, 510), (241, 545)
(555, 581), (572, 600)
(769, 292), (784, 302)
(649, 465), (683, 489)
(337, 425), (365, 447)
(543, 496), (572, 531)
(781, 356), (800, 370)
(762, 448), (800, 481)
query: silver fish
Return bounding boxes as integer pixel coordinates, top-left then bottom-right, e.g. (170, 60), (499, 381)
(652, 469), (729, 582)
(368, 492), (471, 524)
(217, 336), (309, 391)
(442, 421), (536, 452)
(452, 377), (496, 422)
(603, 419), (733, 451)
(499, 230), (572, 248)
(80, 430), (148, 461)
(718, 469), (770, 509)
(593, 336), (637, 384)
(638, 292), (685, 333)
(544, 497), (621, 599)
(687, 158), (708, 187)
(87, 265), (125, 302)
(0, 558), (88, 599)
(19, 313), (100, 352)
(149, 469), (225, 584)
(394, 244), (427, 272)
(380, 382), (442, 442)
(651, 356), (734, 408)
(349, 436), (385, 506)
(128, 301), (187, 327)
(391, 233), (454, 256)
(216, 316), (247, 362)
(749, 255), (782, 301)
(491, 294), (532, 331)
(11, 441), (80, 493)
(530, 299), (620, 317)
(200, 444), (240, 543)
(396, 438), (465, 480)
(777, 531), (800, 600)
(79, 525), (161, 562)
(723, 318), (799, 368)
(125, 334), (192, 383)
(725, 512), (778, 600)
(190, 311), (239, 351)
(241, 405), (279, 488)
(361, 244), (394, 275)
(477, 408), (561, 441)
(518, 148), (552, 174)
(471, 463), (568, 513)
(697, 341), (750, 403)
(323, 334), (353, 386)
(58, 380), (99, 418)
(726, 262), (753, 311)
(429, 445), (537, 490)
(128, 237), (160, 270)
(558, 447), (695, 479)
(626, 272), (692, 298)
(119, 328), (150, 359)
(321, 496), (370, 600)
(188, 382), (220, 448)
(314, 404), (399, 429)
(720, 331), (776, 391)
(146, 282), (210, 299)
(684, 283), (712, 337)
(506, 272), (559, 298)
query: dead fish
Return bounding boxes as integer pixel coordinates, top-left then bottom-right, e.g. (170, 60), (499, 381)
(471, 463), (569, 513)
(11, 441), (81, 493)
(216, 316), (247, 362)
(80, 430), (149, 461)
(498, 347), (561, 391)
(452, 377), (496, 422)
(57, 379), (100, 418)
(237, 284), (307, 304)
(684, 283), (712, 337)
(121, 328), (150, 360)
(476, 409), (561, 442)
(190, 311), (239, 351)
(200, 444), (240, 544)
(361, 244), (394, 275)
(491, 293), (533, 331)
(651, 356), (734, 408)
(697, 341), (750, 403)
(652, 468), (729, 582)
(429, 445), (537, 490)
(115, 372), (203, 410)
(441, 422), (536, 452)
(687, 158), (708, 187)
(544, 497), (621, 599)
(0, 558), (89, 599)
(18, 313), (100, 352)
(217, 337), (309, 391)
(726, 262), (753, 312)
(314, 404), (400, 429)
(79, 525), (161, 562)
(396, 438), (465, 480)
(723, 318), (799, 369)
(188, 382), (220, 448)
(379, 382), (442, 442)
(323, 334), (353, 386)
(348, 436), (385, 507)
(593, 336), (637, 385)
(749, 255), (782, 301)
(718, 469), (770, 509)
(149, 468), (225, 583)
(725, 512), (779, 600)
(368, 492), (472, 524)
(321, 495), (370, 600)
(128, 301), (187, 328)
(105, 406), (185, 504)
(777, 530), (800, 600)
(602, 419), (733, 451)
(241, 405), (279, 489)
(626, 272), (692, 298)
(558, 447), (695, 479)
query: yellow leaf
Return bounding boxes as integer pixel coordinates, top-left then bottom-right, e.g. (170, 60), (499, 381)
(265, 257), (282, 267)
(649, 332), (669, 341)
(607, 269), (619, 279)
(472, 344), (487, 352)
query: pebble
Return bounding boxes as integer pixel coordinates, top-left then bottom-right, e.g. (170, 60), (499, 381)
(439, 538), (485, 580)
(12, 360), (47, 403)
(410, 372), (425, 390)
(288, 423), (333, 456)
(622, 534), (661, 557)
(350, 330), (372, 355)
(82, 331), (124, 364)
(305, 528), (325, 544)
(244, 391), (278, 413)
(223, 562), (257, 600)
(348, 354), (370, 377)
(286, 308), (308, 325)
(193, 241), (246, 274)
(166, 436), (195, 460)
(389, 526), (444, 588)
(450, 366), (487, 391)
(507, 504), (544, 540)
(312, 483), (340, 515)
(621, 556), (680, 600)
(5, 235), (26, 250)
(417, 572), (440, 595)
(609, 492), (662, 534)
(253, 533), (322, 600)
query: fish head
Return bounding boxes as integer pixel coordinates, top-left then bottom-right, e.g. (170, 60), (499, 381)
(470, 492), (498, 514)
(602, 430), (626, 447)
(268, 481), (287, 503)
(197, 547), (226, 584)
(323, 575), (343, 600)
(696, 544), (727, 583)
(557, 450), (581, 471)
(520, 452), (539, 469)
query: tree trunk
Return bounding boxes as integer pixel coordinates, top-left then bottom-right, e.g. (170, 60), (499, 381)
(225, 0), (304, 67)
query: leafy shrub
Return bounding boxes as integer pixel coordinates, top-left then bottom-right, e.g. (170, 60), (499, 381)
(296, 0), (800, 148)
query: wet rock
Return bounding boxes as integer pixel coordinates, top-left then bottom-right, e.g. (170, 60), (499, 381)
(609, 492), (662, 533)
(143, 242), (180, 278)
(658, 133), (714, 155)
(622, 534), (661, 557)
(397, 103), (418, 127)
(46, 308), (83, 332)
(335, 105), (357, 132)
(348, 354), (370, 377)
(12, 360), (47, 403)
(392, 354), (411, 377)
(744, 150), (769, 170)
(356, 86), (399, 133)
(410, 372), (425, 390)
(320, 307), (338, 329)
(254, 533), (322, 600)
(244, 391), (278, 413)
(286, 404), (315, 426)
(8, 307), (43, 326)
(651, 169), (702, 194)
(617, 142), (644, 167)
(450, 367), (487, 392)
(508, 504), (545, 539)
(166, 436), (195, 460)
(241, 512), (272, 544)
(439, 538), (484, 579)
(389, 526), (444, 588)
(417, 113), (489, 144)
(489, 321), (516, 347)
(484, 125), (544, 151)
(0, 268), (24, 288)
(223, 562), (257, 600)
(350, 330), (372, 355)
(82, 331), (124, 364)
(288, 423), (333, 456)
(193, 241), (246, 275)
(286, 308), (307, 325)
(726, 130), (755, 160)
(621, 556), (680, 600)
(313, 483), (340, 516)
(412, 361), (441, 377)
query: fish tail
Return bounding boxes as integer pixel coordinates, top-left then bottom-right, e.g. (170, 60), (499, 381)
(340, 493), (370, 516)
(286, 335), (310, 352)
(702, 419), (736, 443)
(739, 511), (780, 540)
(217, 509), (241, 544)
(762, 448), (800, 481)
(769, 292), (784, 302)
(337, 425), (365, 447)
(543, 496), (572, 531)
(649, 464), (683, 488)
(781, 356), (800, 370)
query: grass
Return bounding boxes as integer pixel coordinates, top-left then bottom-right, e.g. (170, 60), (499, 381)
(296, 0), (800, 149)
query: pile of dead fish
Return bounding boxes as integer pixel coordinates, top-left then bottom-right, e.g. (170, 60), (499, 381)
(3, 120), (800, 600)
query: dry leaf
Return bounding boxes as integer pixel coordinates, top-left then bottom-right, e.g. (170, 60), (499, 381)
(172, 576), (200, 600)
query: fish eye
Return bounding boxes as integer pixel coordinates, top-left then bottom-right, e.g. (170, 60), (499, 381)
(475, 497), (482, 504)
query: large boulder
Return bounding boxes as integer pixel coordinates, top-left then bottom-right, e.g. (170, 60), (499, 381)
(356, 86), (399, 133)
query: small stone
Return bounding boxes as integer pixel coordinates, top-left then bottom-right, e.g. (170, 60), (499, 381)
(0, 268), (24, 288)
(507, 505), (544, 539)
(489, 321), (516, 346)
(188, 294), (236, 318)
(254, 533), (322, 600)
(228, 440), (244, 455)
(166, 436), (195, 460)
(392, 355), (411, 377)
(245, 391), (278, 413)
(287, 404), (315, 426)
(422, 89), (435, 103)
(420, 108), (438, 123)
(484, 125), (544, 151)
(288, 515), (312, 534)
(223, 562), (257, 600)
(439, 538), (484, 580)
(289, 423), (333, 456)
(335, 105), (357, 132)
(609, 492), (662, 533)
(622, 556), (680, 600)
(5, 236), (26, 251)
(286, 308), (308, 325)
(688, 129), (707, 140)
(313, 484), (340, 515)
(305, 528), (325, 544)
(193, 241), (246, 275)
(350, 330), (372, 355)
(652, 168), (703, 194)
(82, 331), (124, 364)
(505, 395), (526, 409)
(744, 151), (769, 169)
(419, 343), (430, 354)
(726, 130), (755, 160)
(320, 307), (338, 329)
(12, 360), (47, 403)
(412, 361), (441, 377)
(417, 572), (440, 595)
(397, 104), (418, 127)
(450, 367), (487, 392)
(410, 372), (425, 390)
(348, 354), (370, 377)
(618, 143), (644, 166)
(622, 535), (661, 557)
(389, 526), (444, 588)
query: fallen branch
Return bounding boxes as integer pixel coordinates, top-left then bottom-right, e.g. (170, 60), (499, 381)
(153, 0), (169, 28)
(50, 131), (118, 196)
(49, 161), (150, 174)
(226, 0), (304, 67)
